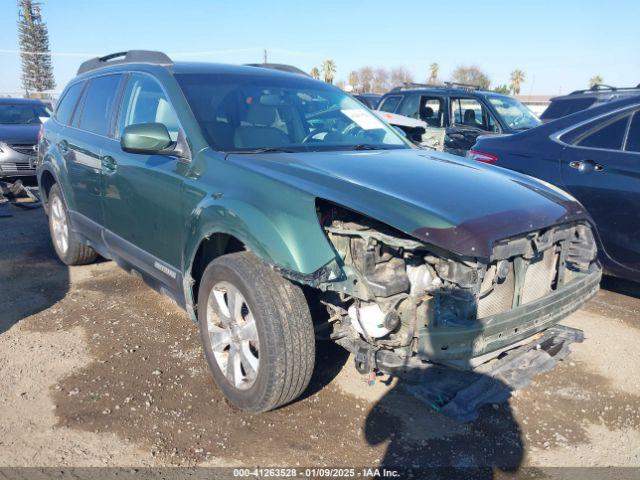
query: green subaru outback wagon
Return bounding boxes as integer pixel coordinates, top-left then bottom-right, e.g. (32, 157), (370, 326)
(38, 51), (601, 412)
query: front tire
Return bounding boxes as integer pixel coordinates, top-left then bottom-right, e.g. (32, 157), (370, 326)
(47, 184), (98, 266)
(197, 252), (315, 412)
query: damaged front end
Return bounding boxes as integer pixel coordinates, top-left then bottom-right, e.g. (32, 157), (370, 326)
(312, 202), (601, 374)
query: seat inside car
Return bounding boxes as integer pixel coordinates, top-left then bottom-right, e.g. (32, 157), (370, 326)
(233, 103), (289, 149)
(463, 109), (477, 126)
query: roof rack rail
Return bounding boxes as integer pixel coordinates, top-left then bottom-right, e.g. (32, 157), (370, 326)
(569, 83), (618, 95)
(390, 82), (443, 92)
(390, 81), (481, 92)
(77, 50), (173, 75)
(244, 63), (310, 77)
(443, 81), (480, 90)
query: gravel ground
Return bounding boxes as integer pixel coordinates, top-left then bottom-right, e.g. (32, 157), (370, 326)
(1, 205), (639, 475)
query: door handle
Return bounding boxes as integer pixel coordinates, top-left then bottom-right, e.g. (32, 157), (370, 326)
(101, 155), (118, 173)
(569, 160), (604, 173)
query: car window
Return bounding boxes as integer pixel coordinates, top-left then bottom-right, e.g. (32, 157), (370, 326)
(396, 95), (420, 118)
(77, 74), (122, 136)
(55, 82), (84, 126)
(540, 97), (596, 121)
(451, 97), (499, 132)
(625, 111), (640, 153)
(176, 73), (408, 152)
(117, 74), (180, 141)
(0, 102), (50, 125)
(576, 115), (630, 150)
(419, 97), (443, 127)
(488, 95), (541, 130)
(378, 95), (402, 113)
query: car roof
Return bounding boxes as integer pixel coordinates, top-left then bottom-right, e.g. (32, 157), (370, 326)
(549, 85), (640, 102)
(0, 97), (47, 105)
(382, 87), (501, 98)
(73, 60), (321, 85)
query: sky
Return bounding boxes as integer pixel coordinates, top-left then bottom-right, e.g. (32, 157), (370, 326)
(1, 0), (639, 95)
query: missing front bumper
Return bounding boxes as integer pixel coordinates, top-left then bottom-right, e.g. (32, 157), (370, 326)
(416, 267), (600, 363)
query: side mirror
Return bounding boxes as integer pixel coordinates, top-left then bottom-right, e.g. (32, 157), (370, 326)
(121, 123), (173, 154)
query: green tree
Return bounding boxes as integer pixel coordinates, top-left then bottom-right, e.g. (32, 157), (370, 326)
(451, 65), (491, 89)
(494, 84), (510, 94)
(322, 59), (336, 84)
(589, 75), (604, 88)
(509, 69), (525, 95)
(428, 62), (439, 83)
(17, 0), (55, 96)
(309, 67), (320, 80)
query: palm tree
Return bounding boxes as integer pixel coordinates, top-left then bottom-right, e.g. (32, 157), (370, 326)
(322, 59), (336, 84)
(509, 69), (525, 95)
(589, 75), (604, 88)
(309, 67), (320, 80)
(428, 63), (439, 83)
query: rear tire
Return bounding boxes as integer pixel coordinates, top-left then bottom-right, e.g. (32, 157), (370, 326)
(47, 184), (97, 266)
(197, 251), (315, 412)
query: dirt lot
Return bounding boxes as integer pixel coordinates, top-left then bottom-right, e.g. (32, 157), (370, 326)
(1, 204), (639, 476)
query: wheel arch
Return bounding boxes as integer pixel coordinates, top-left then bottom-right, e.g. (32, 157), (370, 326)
(182, 198), (336, 320)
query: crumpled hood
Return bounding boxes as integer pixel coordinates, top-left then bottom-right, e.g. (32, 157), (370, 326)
(0, 124), (40, 144)
(226, 149), (588, 258)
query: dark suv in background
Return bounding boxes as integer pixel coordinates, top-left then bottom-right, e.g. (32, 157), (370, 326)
(540, 84), (640, 123)
(0, 98), (51, 177)
(376, 83), (541, 155)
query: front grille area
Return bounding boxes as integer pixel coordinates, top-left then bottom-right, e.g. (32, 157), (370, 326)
(9, 144), (37, 156)
(0, 161), (32, 172)
(477, 262), (515, 318)
(521, 250), (558, 304)
(476, 223), (596, 319)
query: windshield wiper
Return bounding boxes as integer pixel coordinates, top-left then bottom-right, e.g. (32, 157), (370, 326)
(348, 144), (388, 151)
(230, 147), (296, 154)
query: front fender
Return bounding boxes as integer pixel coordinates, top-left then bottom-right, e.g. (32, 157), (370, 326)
(183, 194), (336, 283)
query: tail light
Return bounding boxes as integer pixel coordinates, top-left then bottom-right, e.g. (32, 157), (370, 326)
(468, 149), (498, 164)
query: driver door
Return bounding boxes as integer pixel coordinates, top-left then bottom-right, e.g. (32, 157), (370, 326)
(446, 97), (500, 156)
(100, 73), (188, 292)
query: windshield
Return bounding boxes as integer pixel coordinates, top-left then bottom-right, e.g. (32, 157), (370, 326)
(176, 72), (409, 152)
(0, 103), (51, 125)
(487, 96), (541, 130)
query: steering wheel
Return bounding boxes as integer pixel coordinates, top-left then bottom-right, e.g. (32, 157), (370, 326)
(510, 113), (526, 128)
(342, 123), (364, 138)
(302, 128), (334, 144)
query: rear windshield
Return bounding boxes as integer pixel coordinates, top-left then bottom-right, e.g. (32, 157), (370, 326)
(0, 103), (51, 125)
(540, 97), (596, 121)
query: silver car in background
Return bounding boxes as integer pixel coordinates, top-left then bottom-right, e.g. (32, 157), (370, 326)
(0, 98), (51, 177)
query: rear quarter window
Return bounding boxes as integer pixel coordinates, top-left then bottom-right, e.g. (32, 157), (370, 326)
(625, 111), (640, 153)
(55, 82), (84, 125)
(76, 74), (123, 136)
(562, 114), (631, 150)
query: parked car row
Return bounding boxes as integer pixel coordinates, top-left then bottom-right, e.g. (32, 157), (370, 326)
(34, 51), (602, 412)
(374, 82), (542, 155)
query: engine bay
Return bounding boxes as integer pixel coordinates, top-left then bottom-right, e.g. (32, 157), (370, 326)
(313, 202), (600, 372)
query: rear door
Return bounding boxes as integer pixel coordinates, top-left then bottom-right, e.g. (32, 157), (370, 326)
(100, 72), (187, 291)
(559, 108), (640, 271)
(446, 96), (500, 155)
(62, 74), (123, 237)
